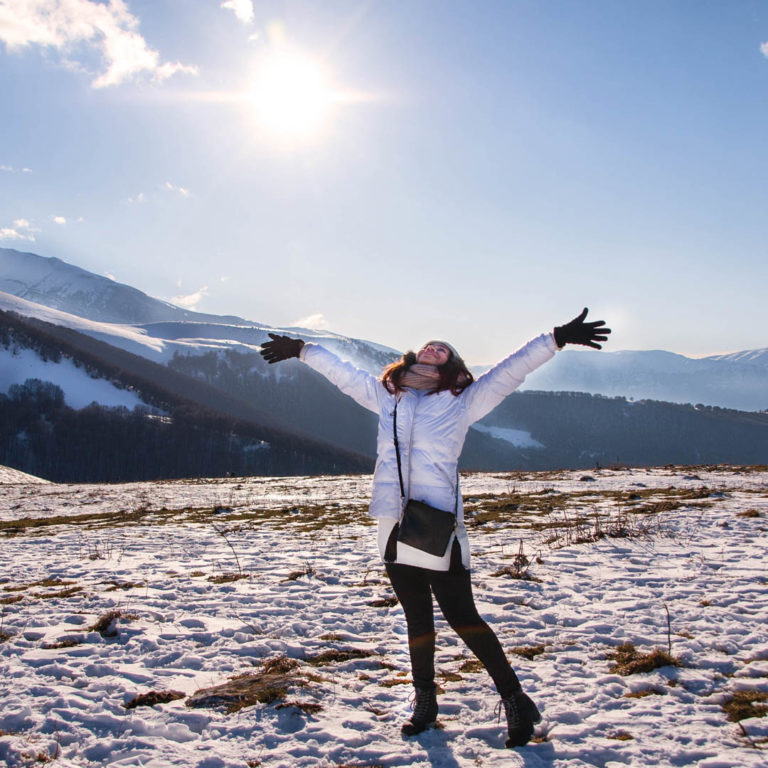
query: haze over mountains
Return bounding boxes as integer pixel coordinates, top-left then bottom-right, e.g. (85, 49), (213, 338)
(1, 246), (765, 411)
(1, 246), (767, 481)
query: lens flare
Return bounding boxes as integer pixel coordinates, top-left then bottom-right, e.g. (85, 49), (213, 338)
(251, 48), (333, 141)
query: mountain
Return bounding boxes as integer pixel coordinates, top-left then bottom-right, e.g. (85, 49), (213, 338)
(0, 246), (250, 325)
(1, 246), (767, 480)
(0, 309), (373, 481)
(4, 307), (767, 480)
(6, 246), (765, 412)
(520, 347), (768, 412)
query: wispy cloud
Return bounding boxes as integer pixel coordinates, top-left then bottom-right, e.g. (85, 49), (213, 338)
(53, 215), (67, 224)
(0, 218), (38, 241)
(221, 0), (254, 24)
(0, 164), (32, 173)
(761, 41), (768, 58)
(171, 286), (208, 309)
(0, 0), (198, 88)
(127, 192), (146, 204)
(293, 313), (330, 330)
(162, 181), (191, 197)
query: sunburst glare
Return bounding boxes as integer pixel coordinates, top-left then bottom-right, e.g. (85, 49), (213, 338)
(251, 47), (334, 142)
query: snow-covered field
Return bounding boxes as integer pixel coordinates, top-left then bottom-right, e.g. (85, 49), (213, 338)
(1, 465), (767, 768)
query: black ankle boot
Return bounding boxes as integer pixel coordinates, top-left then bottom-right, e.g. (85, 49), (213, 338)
(402, 684), (438, 736)
(497, 688), (541, 748)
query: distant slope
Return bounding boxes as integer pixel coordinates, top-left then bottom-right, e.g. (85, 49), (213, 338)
(521, 348), (768, 412)
(480, 390), (768, 469)
(0, 309), (372, 478)
(0, 247), (250, 325)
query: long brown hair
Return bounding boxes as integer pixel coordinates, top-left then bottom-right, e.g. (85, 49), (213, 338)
(381, 350), (474, 396)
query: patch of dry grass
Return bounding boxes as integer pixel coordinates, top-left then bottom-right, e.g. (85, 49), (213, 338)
(125, 690), (186, 709)
(276, 700), (323, 715)
(607, 642), (680, 676)
(89, 609), (137, 637)
(368, 596), (398, 608)
(305, 649), (376, 666)
(207, 573), (249, 584)
(510, 645), (546, 661)
(186, 656), (307, 713)
(42, 637), (82, 649)
(723, 690), (768, 722)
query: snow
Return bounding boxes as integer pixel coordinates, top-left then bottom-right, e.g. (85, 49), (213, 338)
(0, 465), (50, 484)
(471, 424), (545, 449)
(1, 465), (767, 767)
(0, 347), (148, 410)
(0, 291), (170, 360)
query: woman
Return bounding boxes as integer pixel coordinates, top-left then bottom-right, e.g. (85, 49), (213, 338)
(260, 308), (610, 748)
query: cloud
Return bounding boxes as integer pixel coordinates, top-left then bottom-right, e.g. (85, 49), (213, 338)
(127, 192), (145, 204)
(171, 286), (208, 309)
(293, 313), (330, 330)
(53, 215), (67, 224)
(221, 0), (254, 24)
(0, 218), (38, 241)
(762, 41), (768, 58)
(0, 164), (32, 173)
(162, 181), (191, 197)
(0, 0), (198, 88)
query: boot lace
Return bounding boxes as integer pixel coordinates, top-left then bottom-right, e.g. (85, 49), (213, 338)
(410, 687), (434, 722)
(495, 694), (521, 728)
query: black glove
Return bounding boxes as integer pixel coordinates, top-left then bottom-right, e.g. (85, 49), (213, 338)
(554, 308), (611, 349)
(260, 333), (305, 364)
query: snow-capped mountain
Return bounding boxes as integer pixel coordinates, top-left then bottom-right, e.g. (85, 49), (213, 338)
(520, 348), (768, 412)
(0, 247), (250, 326)
(1, 246), (766, 412)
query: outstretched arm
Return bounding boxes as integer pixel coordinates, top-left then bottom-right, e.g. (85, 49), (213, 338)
(464, 308), (612, 424)
(260, 333), (383, 413)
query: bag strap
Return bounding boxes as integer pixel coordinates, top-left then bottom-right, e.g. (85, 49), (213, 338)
(393, 398), (406, 502)
(393, 397), (459, 514)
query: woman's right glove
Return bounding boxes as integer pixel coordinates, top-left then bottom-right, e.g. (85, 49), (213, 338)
(260, 333), (305, 364)
(554, 308), (611, 349)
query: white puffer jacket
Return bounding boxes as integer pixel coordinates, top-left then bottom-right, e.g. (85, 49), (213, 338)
(299, 332), (558, 570)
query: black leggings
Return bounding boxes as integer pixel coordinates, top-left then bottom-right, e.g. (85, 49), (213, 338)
(385, 541), (520, 697)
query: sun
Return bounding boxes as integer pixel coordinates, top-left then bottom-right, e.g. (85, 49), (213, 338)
(251, 47), (333, 142)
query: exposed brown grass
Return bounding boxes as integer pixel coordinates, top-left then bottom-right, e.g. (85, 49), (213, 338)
(723, 690), (768, 722)
(624, 688), (666, 699)
(305, 649), (375, 666)
(42, 638), (82, 649)
(207, 573), (248, 584)
(186, 656), (306, 713)
(35, 586), (84, 599)
(276, 700), (323, 715)
(607, 642), (680, 676)
(105, 581), (145, 592)
(511, 645), (546, 661)
(368, 597), (398, 608)
(125, 690), (186, 709)
(89, 609), (137, 637)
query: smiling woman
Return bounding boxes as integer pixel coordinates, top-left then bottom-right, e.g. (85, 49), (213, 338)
(250, 46), (334, 142)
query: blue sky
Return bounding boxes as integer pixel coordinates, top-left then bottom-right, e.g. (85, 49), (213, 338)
(1, 0), (767, 363)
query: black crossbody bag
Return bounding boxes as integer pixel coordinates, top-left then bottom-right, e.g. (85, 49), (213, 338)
(393, 399), (457, 558)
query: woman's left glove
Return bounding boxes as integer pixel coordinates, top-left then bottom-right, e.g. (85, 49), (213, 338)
(554, 308), (611, 349)
(260, 333), (305, 364)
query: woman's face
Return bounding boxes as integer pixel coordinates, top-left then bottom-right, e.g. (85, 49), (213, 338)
(416, 342), (451, 366)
